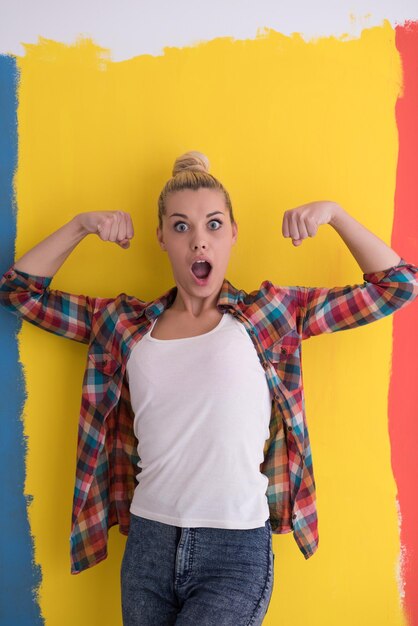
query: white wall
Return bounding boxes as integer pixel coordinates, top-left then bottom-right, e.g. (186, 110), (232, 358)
(1, 0), (418, 61)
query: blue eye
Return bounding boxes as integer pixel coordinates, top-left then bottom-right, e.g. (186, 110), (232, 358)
(174, 222), (188, 232)
(209, 219), (223, 229)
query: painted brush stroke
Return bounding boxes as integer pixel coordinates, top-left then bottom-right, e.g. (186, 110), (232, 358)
(393, 20), (418, 626)
(0, 55), (44, 626)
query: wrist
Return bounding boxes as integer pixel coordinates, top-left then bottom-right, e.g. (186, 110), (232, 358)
(71, 213), (90, 239)
(329, 203), (345, 229)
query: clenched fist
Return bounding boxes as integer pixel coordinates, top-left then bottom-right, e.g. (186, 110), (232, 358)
(77, 211), (134, 249)
(282, 201), (338, 246)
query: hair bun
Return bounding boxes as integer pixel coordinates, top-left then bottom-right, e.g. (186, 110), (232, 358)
(172, 151), (210, 176)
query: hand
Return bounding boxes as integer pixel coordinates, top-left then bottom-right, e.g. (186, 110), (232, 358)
(282, 201), (338, 246)
(77, 211), (134, 249)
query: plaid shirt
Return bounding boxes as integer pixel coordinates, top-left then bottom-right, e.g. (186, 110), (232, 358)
(1, 257), (417, 574)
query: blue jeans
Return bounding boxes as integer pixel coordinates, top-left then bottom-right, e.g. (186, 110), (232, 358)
(121, 512), (275, 625)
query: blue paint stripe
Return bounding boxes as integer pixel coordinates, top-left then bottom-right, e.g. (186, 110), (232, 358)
(0, 55), (44, 626)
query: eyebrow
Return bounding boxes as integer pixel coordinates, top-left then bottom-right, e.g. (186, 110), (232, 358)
(168, 211), (225, 219)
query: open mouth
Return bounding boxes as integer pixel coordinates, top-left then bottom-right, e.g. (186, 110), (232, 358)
(191, 260), (212, 279)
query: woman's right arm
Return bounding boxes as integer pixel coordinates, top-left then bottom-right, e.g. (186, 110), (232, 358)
(0, 211), (134, 344)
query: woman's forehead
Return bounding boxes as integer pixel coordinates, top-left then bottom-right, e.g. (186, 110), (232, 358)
(166, 188), (225, 211)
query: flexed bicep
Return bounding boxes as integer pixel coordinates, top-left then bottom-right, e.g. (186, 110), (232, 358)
(0, 265), (115, 344)
(295, 258), (418, 339)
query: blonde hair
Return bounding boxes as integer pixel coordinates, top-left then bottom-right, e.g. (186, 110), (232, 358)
(157, 150), (235, 229)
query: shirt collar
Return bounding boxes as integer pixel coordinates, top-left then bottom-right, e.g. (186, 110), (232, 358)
(144, 277), (242, 320)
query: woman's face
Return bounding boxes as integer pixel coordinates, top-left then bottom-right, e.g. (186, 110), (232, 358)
(156, 187), (238, 296)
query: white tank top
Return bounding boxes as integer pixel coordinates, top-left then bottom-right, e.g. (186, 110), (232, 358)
(126, 311), (272, 529)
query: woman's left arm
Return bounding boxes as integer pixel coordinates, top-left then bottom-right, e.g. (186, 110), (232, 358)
(281, 201), (418, 338)
(328, 202), (401, 273)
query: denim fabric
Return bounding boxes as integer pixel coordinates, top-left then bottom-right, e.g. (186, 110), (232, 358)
(121, 512), (275, 625)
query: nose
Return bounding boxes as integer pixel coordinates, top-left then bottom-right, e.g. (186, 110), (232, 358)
(191, 231), (208, 250)
(193, 241), (207, 250)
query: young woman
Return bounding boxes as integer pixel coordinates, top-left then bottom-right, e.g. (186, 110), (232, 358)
(1, 150), (417, 626)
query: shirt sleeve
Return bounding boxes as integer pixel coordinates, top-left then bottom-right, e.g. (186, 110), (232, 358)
(0, 264), (115, 344)
(292, 257), (418, 339)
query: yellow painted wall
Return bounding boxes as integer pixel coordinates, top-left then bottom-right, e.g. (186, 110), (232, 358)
(16, 22), (405, 625)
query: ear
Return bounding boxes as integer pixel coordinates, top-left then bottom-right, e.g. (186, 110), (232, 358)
(231, 221), (238, 245)
(156, 226), (166, 250)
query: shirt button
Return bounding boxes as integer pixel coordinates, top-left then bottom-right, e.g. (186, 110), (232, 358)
(292, 513), (297, 519)
(250, 329), (255, 335)
(6, 272), (13, 279)
(262, 361), (269, 369)
(280, 347), (287, 355)
(287, 425), (293, 431)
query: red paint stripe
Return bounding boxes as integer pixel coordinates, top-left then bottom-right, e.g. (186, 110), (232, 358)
(393, 20), (418, 626)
